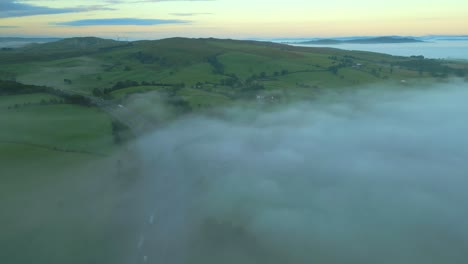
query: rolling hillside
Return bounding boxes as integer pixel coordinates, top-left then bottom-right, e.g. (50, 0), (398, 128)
(1, 37), (466, 110)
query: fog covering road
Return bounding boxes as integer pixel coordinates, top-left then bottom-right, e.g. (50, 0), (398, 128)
(69, 90), (190, 264)
(27, 89), (186, 264)
(51, 82), (468, 264)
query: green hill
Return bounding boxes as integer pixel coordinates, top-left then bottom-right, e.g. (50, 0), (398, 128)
(1, 37), (467, 109)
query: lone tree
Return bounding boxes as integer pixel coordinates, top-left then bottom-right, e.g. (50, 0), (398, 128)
(328, 66), (339, 75)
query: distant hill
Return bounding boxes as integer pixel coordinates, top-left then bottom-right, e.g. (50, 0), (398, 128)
(0, 37), (61, 48)
(302, 39), (342, 45)
(20, 37), (124, 52)
(347, 37), (423, 44)
(299, 37), (423, 45)
(0, 37), (61, 43)
(0, 37), (130, 62)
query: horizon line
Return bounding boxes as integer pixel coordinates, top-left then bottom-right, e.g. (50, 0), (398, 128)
(1, 34), (468, 41)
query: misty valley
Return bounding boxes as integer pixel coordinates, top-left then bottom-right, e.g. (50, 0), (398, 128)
(1, 36), (468, 264)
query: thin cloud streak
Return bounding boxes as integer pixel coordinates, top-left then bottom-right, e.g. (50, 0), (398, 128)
(169, 12), (213, 16)
(54, 18), (190, 26)
(0, 0), (114, 18)
(106, 0), (215, 3)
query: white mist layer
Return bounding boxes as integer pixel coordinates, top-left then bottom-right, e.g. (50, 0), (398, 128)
(137, 82), (468, 264)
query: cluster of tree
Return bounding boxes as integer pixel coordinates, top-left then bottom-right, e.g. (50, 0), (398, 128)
(133, 51), (158, 64)
(0, 80), (49, 95)
(131, 51), (171, 66)
(206, 55), (225, 74)
(167, 96), (192, 114)
(328, 65), (340, 75)
(232, 74), (266, 96)
(111, 120), (131, 144)
(0, 80), (92, 107)
(397, 59), (467, 78)
(93, 80), (186, 97)
(241, 83), (265, 92)
(273, 69), (289, 76)
(6, 98), (65, 110)
(327, 55), (357, 75)
(217, 69), (290, 89)
(64, 94), (92, 106)
(220, 74), (241, 87)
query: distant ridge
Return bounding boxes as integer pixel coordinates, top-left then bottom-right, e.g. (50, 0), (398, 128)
(0, 37), (61, 42)
(0, 37), (61, 48)
(20, 37), (123, 51)
(14, 37), (131, 57)
(298, 36), (423, 45)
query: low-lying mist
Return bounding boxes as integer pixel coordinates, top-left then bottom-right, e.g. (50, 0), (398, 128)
(135, 81), (468, 264)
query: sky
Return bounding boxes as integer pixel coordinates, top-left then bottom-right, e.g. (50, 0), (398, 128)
(0, 0), (467, 39)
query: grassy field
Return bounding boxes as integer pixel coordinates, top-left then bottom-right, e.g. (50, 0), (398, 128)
(0, 91), (136, 263)
(110, 85), (172, 99)
(178, 88), (232, 108)
(0, 94), (114, 154)
(0, 141), (143, 264)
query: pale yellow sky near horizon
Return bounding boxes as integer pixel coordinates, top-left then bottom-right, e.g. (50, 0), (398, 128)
(0, 0), (467, 38)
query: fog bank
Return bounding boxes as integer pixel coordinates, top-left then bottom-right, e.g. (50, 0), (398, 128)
(136, 81), (468, 264)
(294, 40), (468, 60)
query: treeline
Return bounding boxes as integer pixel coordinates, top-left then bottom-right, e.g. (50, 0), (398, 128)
(7, 98), (65, 110)
(397, 58), (467, 77)
(0, 80), (92, 106)
(0, 140), (106, 157)
(111, 120), (132, 144)
(93, 80), (185, 97)
(328, 55), (357, 75)
(206, 55), (225, 74)
(132, 51), (165, 65)
(0, 80), (49, 95)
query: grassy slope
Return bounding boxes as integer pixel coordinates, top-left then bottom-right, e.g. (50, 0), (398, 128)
(0, 142), (138, 264)
(0, 94), (114, 154)
(0, 93), (132, 264)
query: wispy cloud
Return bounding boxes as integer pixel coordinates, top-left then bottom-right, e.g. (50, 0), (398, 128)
(106, 0), (215, 3)
(0, 0), (113, 18)
(141, 0), (216, 1)
(54, 18), (190, 26)
(0, 25), (19, 28)
(170, 12), (213, 16)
